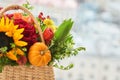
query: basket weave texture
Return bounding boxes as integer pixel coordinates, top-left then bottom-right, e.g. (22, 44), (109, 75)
(0, 5), (54, 80)
(0, 66), (54, 80)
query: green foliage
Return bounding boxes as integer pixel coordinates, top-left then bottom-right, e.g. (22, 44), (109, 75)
(0, 47), (16, 72)
(49, 19), (86, 70)
(22, 0), (33, 10)
(36, 17), (47, 31)
(0, 46), (27, 72)
(49, 33), (85, 70)
(0, 47), (7, 53)
(53, 63), (74, 70)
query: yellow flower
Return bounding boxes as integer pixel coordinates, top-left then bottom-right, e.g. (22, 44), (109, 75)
(0, 17), (28, 60)
(43, 18), (54, 26)
(13, 29), (24, 41)
(13, 28), (27, 46)
(6, 48), (24, 61)
(43, 18), (57, 32)
(0, 17), (27, 47)
(15, 48), (24, 55)
(0, 17), (8, 32)
(6, 49), (18, 61)
(5, 22), (18, 37)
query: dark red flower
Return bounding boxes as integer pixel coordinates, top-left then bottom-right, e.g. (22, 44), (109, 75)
(16, 56), (27, 65)
(14, 19), (38, 49)
(5, 14), (13, 19)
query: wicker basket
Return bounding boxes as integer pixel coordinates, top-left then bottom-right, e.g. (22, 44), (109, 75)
(0, 5), (54, 80)
(0, 66), (54, 80)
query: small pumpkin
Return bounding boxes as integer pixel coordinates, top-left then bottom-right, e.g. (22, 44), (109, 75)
(28, 42), (51, 66)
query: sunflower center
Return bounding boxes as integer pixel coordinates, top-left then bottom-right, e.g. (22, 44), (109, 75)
(0, 32), (14, 51)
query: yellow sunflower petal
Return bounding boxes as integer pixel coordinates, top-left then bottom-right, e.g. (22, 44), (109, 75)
(1, 17), (9, 32)
(16, 48), (24, 56)
(15, 28), (24, 34)
(4, 18), (10, 32)
(5, 22), (19, 37)
(0, 17), (5, 31)
(6, 50), (18, 61)
(12, 25), (19, 33)
(9, 20), (14, 26)
(1, 17), (5, 27)
(13, 28), (24, 41)
(6, 17), (9, 25)
(5, 32), (12, 37)
(15, 41), (28, 47)
(9, 20), (15, 31)
(13, 33), (23, 41)
(5, 20), (15, 37)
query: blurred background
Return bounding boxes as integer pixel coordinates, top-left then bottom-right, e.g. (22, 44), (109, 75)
(0, 0), (120, 80)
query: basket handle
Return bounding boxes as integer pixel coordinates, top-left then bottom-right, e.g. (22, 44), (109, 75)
(0, 4), (45, 43)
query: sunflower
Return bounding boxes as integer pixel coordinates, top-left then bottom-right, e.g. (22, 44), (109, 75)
(0, 17), (27, 61)
(0, 17), (27, 47)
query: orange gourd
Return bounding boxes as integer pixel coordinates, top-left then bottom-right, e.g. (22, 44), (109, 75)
(28, 42), (51, 66)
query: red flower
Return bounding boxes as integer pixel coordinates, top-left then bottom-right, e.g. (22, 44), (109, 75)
(5, 14), (13, 19)
(14, 19), (38, 49)
(38, 12), (50, 21)
(38, 13), (45, 21)
(43, 28), (54, 44)
(16, 56), (27, 65)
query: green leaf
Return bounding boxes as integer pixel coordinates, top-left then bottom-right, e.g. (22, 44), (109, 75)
(54, 19), (73, 42)
(0, 47), (8, 53)
(22, 0), (33, 10)
(77, 47), (86, 51)
(53, 63), (74, 70)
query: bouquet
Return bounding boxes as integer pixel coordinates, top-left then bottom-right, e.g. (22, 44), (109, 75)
(0, 2), (85, 72)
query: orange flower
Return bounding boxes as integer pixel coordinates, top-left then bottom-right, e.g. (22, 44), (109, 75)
(22, 16), (34, 24)
(13, 13), (22, 19)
